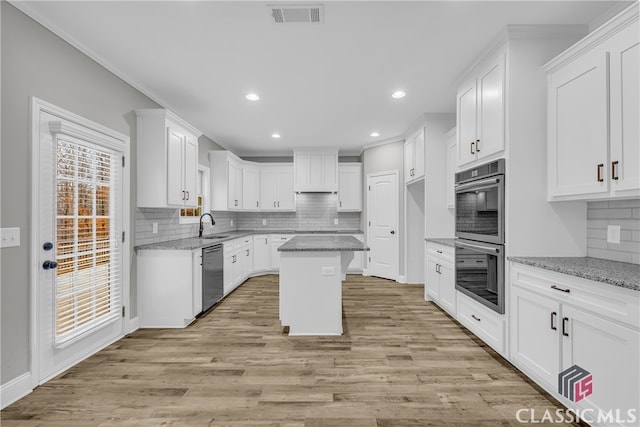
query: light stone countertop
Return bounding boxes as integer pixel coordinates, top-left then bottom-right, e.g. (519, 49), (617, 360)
(508, 256), (639, 291)
(278, 235), (370, 252)
(134, 229), (365, 251)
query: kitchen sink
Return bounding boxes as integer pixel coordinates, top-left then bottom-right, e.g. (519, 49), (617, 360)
(202, 235), (230, 239)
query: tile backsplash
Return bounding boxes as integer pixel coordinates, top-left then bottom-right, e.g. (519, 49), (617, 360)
(235, 193), (361, 231)
(587, 199), (640, 264)
(135, 193), (362, 246)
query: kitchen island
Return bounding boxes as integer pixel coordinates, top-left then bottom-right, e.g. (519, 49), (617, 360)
(277, 235), (370, 336)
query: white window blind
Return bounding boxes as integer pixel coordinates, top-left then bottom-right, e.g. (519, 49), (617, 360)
(55, 135), (122, 346)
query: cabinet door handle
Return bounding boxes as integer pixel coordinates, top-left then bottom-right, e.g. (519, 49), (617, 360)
(550, 311), (557, 331)
(277, 201), (280, 207)
(339, 201), (342, 207)
(256, 201), (259, 207)
(471, 314), (481, 322)
(182, 191), (186, 200)
(246, 249), (250, 256)
(597, 163), (604, 182)
(273, 201), (276, 208)
(550, 285), (570, 294)
(612, 161), (619, 180)
(562, 317), (569, 337)
(265, 238), (268, 244)
(475, 139), (480, 152)
(186, 191), (189, 200)
(470, 141), (475, 155)
(435, 264), (439, 273)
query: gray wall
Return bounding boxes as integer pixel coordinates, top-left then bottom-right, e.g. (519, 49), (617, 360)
(587, 199), (640, 264)
(0, 3), (163, 384)
(362, 142), (405, 275)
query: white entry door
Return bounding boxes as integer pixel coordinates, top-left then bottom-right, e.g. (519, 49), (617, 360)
(367, 171), (399, 281)
(33, 99), (129, 384)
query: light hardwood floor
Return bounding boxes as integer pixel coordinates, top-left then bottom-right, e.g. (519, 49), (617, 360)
(2, 275), (573, 426)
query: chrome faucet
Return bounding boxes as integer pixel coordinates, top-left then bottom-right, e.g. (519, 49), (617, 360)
(199, 212), (215, 238)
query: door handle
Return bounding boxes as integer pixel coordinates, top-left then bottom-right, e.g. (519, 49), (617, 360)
(390, 230), (395, 235)
(612, 161), (619, 180)
(43, 242), (54, 251)
(562, 317), (569, 337)
(470, 141), (475, 155)
(43, 260), (58, 270)
(475, 139), (480, 152)
(597, 163), (604, 182)
(550, 311), (557, 330)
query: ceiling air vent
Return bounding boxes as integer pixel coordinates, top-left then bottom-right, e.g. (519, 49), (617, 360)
(269, 4), (324, 24)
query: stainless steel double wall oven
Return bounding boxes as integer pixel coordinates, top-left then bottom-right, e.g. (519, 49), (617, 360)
(454, 159), (505, 314)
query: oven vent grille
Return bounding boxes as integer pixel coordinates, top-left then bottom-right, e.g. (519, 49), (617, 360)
(269, 4), (324, 24)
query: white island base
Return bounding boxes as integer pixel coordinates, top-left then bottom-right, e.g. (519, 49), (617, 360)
(279, 251), (354, 336)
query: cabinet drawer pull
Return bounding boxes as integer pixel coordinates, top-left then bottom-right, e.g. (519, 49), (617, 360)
(562, 317), (569, 337)
(436, 250), (442, 254)
(550, 311), (557, 331)
(471, 314), (481, 322)
(550, 285), (570, 294)
(597, 163), (604, 182)
(475, 139), (480, 152)
(612, 160), (619, 180)
(470, 141), (475, 155)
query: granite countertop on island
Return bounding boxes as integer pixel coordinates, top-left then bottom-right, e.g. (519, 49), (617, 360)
(134, 229), (365, 251)
(278, 235), (370, 252)
(508, 256), (639, 291)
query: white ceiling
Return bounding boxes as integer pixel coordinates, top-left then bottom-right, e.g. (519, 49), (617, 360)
(14, 1), (631, 156)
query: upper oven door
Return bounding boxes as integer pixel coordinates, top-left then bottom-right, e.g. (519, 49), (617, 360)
(455, 175), (504, 244)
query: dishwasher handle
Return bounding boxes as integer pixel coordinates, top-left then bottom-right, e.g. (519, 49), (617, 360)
(203, 244), (223, 254)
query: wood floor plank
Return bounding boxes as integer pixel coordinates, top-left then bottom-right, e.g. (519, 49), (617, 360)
(1, 274), (573, 426)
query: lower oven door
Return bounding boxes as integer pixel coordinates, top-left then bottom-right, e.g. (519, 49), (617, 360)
(455, 239), (505, 314)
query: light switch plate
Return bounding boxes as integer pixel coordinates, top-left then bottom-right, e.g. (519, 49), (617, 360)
(334, 218), (339, 225)
(262, 219), (267, 226)
(607, 225), (621, 244)
(1, 227), (21, 248)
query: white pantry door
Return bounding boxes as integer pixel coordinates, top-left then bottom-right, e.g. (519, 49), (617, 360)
(34, 100), (127, 384)
(367, 171), (399, 281)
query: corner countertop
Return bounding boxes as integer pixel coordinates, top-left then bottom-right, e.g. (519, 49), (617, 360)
(134, 229), (365, 251)
(278, 235), (370, 252)
(508, 256), (639, 292)
(425, 238), (457, 248)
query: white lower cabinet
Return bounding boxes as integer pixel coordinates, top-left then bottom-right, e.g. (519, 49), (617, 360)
(510, 263), (639, 426)
(223, 238), (254, 295)
(270, 235), (293, 270)
(253, 235), (270, 272)
(137, 248), (202, 328)
(424, 242), (455, 316)
(348, 234), (364, 271)
(457, 291), (505, 355)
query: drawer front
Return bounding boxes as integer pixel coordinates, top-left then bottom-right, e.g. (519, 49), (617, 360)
(510, 263), (639, 329)
(457, 291), (505, 354)
(426, 242), (454, 263)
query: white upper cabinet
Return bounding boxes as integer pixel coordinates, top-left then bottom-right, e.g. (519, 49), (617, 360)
(404, 129), (425, 183)
(456, 52), (505, 167)
(136, 109), (202, 208)
(210, 151), (243, 211)
(545, 5), (639, 200)
(294, 149), (339, 192)
(260, 164), (295, 211)
(338, 163), (362, 212)
(242, 164), (260, 211)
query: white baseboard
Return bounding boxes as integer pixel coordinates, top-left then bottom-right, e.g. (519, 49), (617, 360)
(398, 275), (407, 284)
(362, 269), (370, 276)
(0, 372), (33, 409)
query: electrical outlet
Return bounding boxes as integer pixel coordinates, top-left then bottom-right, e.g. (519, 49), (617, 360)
(230, 220), (234, 227)
(262, 219), (267, 226)
(152, 223), (158, 234)
(607, 225), (621, 244)
(334, 218), (339, 225)
(321, 266), (335, 276)
(0, 227), (21, 248)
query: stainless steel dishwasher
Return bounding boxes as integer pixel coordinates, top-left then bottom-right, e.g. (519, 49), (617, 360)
(201, 244), (224, 314)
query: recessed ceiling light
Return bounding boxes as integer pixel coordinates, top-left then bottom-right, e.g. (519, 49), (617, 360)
(391, 90), (406, 99)
(271, 133), (281, 139)
(370, 132), (380, 137)
(246, 93), (260, 101)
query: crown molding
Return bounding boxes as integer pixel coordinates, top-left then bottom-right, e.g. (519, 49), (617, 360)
(543, 3), (638, 73)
